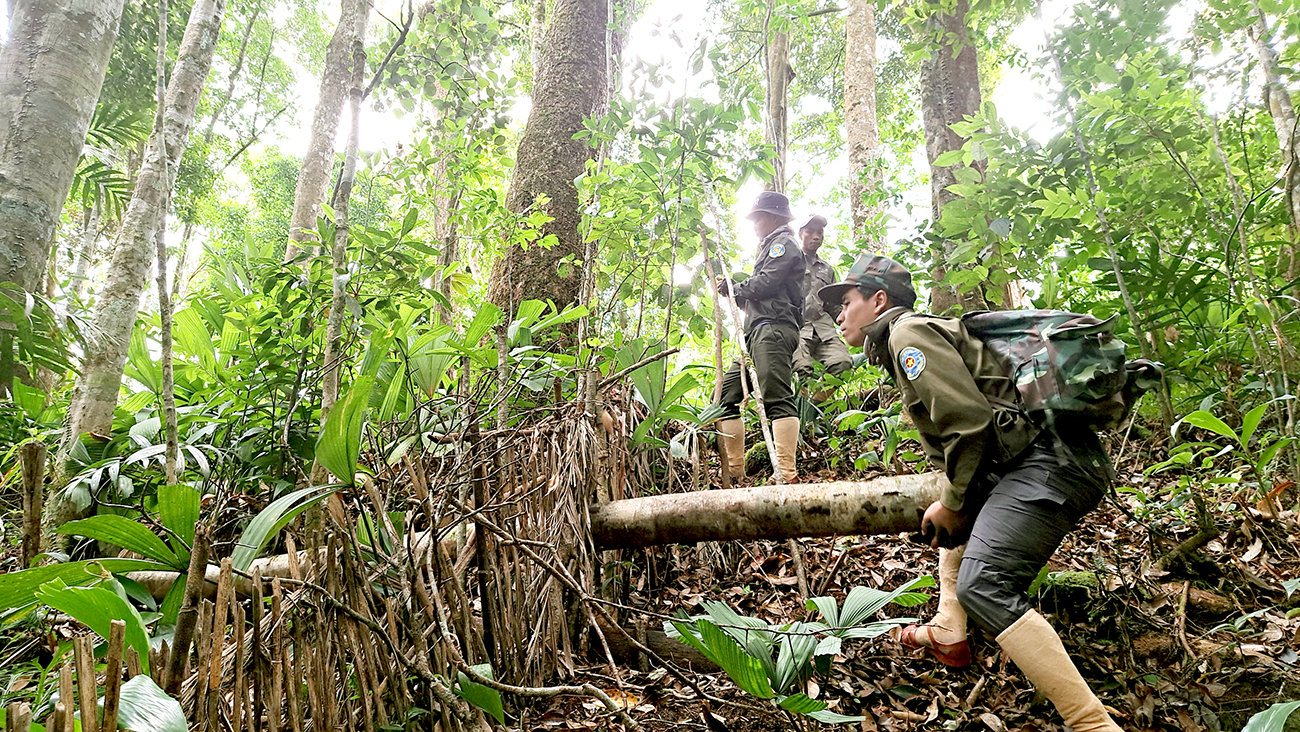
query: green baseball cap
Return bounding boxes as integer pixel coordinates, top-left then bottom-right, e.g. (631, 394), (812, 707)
(817, 254), (917, 312)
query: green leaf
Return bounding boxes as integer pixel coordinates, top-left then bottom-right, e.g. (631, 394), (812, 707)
(933, 149), (964, 167)
(773, 623), (817, 693)
(315, 376), (375, 484)
(159, 573), (186, 626)
(777, 693), (826, 714)
(806, 596), (840, 626)
(1176, 411), (1240, 444)
(157, 484), (200, 566)
(230, 485), (340, 572)
(840, 576), (934, 627)
(696, 619), (775, 699)
(111, 675), (187, 732)
(1257, 438), (1294, 473)
(808, 708), (868, 723)
(455, 664), (505, 723)
(1240, 404), (1268, 446)
(0, 559), (170, 611)
(1242, 701), (1300, 732)
(58, 516), (180, 569)
(35, 581), (151, 674)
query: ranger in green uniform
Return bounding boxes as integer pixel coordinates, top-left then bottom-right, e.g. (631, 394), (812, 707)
(792, 215), (852, 380)
(818, 255), (1124, 732)
(714, 191), (805, 484)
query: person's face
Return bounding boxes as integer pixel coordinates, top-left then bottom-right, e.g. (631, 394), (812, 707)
(800, 226), (824, 255)
(836, 287), (890, 347)
(751, 212), (785, 239)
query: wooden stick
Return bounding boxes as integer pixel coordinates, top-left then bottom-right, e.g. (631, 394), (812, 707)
(125, 647), (142, 680)
(102, 621), (126, 732)
(233, 602), (247, 732)
(166, 525), (210, 696)
(191, 600), (212, 725)
(20, 442), (46, 568)
(6, 702), (32, 732)
(74, 637), (99, 732)
(57, 660), (73, 732)
(251, 569), (265, 732)
(207, 559), (234, 731)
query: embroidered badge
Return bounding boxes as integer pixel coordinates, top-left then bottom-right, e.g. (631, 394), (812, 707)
(899, 346), (926, 380)
(769, 243), (786, 257)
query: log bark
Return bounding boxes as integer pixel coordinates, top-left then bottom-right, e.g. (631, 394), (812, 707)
(0, 0), (124, 296)
(591, 472), (945, 549)
(763, 0), (791, 194)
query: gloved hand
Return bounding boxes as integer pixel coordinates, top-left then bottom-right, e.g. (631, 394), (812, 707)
(919, 500), (970, 549)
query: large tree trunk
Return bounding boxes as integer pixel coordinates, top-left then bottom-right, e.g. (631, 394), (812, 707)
(485, 0), (608, 313)
(0, 0), (124, 297)
(917, 0), (987, 315)
(844, 0), (882, 247)
(763, 0), (791, 194)
(1248, 5), (1300, 291)
(592, 472), (944, 549)
(282, 0), (370, 263)
(63, 0), (226, 449)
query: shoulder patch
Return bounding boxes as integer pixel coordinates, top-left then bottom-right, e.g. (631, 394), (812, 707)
(769, 243), (786, 257)
(899, 346), (926, 380)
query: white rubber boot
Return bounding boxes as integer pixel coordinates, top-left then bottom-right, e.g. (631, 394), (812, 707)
(717, 418), (745, 481)
(900, 544), (970, 666)
(771, 417), (800, 484)
(997, 610), (1124, 731)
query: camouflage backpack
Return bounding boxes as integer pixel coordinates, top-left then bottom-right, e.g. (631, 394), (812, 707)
(961, 310), (1162, 430)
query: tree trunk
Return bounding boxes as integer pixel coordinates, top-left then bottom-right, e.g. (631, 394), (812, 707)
(282, 0), (370, 263)
(0, 0), (124, 297)
(69, 199), (102, 302)
(844, 0), (882, 247)
(1248, 5), (1300, 291)
(63, 0), (226, 449)
(591, 472), (945, 549)
(486, 0), (608, 313)
(763, 0), (791, 194)
(916, 0), (987, 314)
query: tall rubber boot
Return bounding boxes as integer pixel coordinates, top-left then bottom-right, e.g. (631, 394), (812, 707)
(900, 544), (971, 667)
(717, 418), (746, 481)
(772, 417), (800, 484)
(997, 610), (1124, 731)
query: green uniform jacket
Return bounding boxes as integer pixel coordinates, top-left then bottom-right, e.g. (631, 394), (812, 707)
(733, 225), (804, 333)
(801, 251), (839, 340)
(864, 307), (1039, 511)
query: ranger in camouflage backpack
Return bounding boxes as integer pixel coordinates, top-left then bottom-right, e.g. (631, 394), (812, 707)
(962, 309), (1163, 430)
(819, 254), (1139, 732)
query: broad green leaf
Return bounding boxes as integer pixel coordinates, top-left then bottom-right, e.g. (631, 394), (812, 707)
(815, 635), (842, 657)
(455, 664), (505, 723)
(669, 619), (722, 668)
(0, 559), (170, 611)
(35, 581), (150, 673)
(1242, 701), (1300, 732)
(1240, 404), (1268, 446)
(1177, 411), (1239, 444)
(158, 484), (200, 566)
(806, 596), (840, 627)
(315, 376), (375, 484)
(1256, 438), (1293, 473)
(840, 576), (934, 627)
(808, 708), (868, 723)
(159, 573), (186, 626)
(231, 485), (340, 572)
(696, 619), (775, 699)
(111, 675), (187, 732)
(463, 303), (502, 349)
(777, 693), (827, 714)
(773, 623), (818, 693)
(58, 516), (180, 569)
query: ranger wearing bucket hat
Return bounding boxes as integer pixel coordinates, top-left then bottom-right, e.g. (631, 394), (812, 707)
(714, 191), (804, 484)
(792, 215), (851, 381)
(818, 255), (1126, 732)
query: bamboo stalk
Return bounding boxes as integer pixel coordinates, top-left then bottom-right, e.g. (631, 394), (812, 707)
(102, 621), (125, 732)
(74, 636), (99, 732)
(125, 647), (142, 680)
(57, 660), (73, 732)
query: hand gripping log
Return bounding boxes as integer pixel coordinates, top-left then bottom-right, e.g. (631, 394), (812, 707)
(590, 472), (946, 550)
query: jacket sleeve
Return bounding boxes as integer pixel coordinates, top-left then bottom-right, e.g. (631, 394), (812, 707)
(734, 243), (804, 303)
(889, 319), (994, 511)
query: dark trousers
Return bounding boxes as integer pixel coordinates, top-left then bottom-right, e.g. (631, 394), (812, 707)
(956, 428), (1112, 635)
(719, 322), (799, 421)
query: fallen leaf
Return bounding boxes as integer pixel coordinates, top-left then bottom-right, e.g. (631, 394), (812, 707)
(980, 712), (1005, 731)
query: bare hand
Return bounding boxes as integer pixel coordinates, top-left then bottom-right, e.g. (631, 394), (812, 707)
(921, 501), (969, 549)
(715, 276), (730, 297)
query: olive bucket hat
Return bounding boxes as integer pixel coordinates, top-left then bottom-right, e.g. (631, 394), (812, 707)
(817, 254), (917, 313)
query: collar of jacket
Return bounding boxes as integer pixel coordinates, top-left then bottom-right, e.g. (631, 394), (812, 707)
(862, 306), (914, 369)
(760, 224), (795, 249)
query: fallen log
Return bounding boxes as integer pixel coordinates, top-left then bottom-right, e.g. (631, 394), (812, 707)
(590, 472), (945, 550)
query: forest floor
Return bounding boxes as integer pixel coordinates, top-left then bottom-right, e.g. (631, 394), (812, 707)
(530, 431), (1300, 732)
